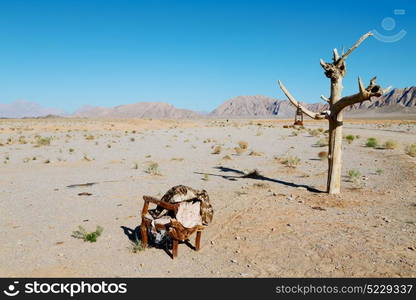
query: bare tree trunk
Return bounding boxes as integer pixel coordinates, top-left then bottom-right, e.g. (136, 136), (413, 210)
(327, 79), (343, 194)
(278, 32), (390, 194)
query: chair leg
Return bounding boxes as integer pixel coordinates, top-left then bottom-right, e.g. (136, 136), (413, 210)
(140, 223), (148, 248)
(172, 239), (178, 258)
(195, 231), (201, 251)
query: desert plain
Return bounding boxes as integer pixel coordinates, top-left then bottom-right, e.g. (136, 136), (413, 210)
(0, 118), (415, 277)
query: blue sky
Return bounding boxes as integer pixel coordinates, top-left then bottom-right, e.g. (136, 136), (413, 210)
(0, 0), (414, 113)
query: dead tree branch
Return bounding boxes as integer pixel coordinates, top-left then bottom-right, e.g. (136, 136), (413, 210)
(332, 76), (390, 114)
(277, 80), (326, 119)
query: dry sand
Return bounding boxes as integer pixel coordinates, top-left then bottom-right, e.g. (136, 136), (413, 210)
(0, 118), (415, 277)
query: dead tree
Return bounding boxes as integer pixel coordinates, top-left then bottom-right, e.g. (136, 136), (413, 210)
(278, 32), (390, 194)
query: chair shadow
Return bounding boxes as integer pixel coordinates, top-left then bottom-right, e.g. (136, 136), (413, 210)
(120, 225), (141, 242)
(195, 166), (324, 193)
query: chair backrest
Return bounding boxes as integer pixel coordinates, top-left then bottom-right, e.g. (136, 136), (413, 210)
(142, 195), (179, 216)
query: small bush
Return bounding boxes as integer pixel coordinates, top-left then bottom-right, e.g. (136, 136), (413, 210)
(36, 136), (51, 146)
(72, 226), (103, 243)
(315, 138), (329, 147)
(405, 144), (416, 157)
(345, 135), (355, 144)
(201, 173), (209, 181)
(347, 169), (361, 182)
(318, 151), (328, 160)
(211, 145), (222, 154)
(85, 135), (94, 141)
(234, 147), (246, 155)
(69, 148), (75, 153)
(366, 138), (378, 148)
(249, 151), (262, 156)
(129, 238), (145, 253)
(145, 161), (160, 175)
(309, 129), (321, 137)
(375, 169), (384, 175)
(222, 155), (232, 160)
(382, 140), (397, 149)
(281, 156), (301, 168)
(238, 141), (248, 150)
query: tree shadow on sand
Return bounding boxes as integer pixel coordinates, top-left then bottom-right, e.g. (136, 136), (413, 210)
(195, 166), (324, 193)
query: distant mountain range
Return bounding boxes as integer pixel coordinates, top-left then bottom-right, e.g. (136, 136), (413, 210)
(1, 87), (415, 119)
(0, 100), (65, 119)
(73, 102), (199, 119)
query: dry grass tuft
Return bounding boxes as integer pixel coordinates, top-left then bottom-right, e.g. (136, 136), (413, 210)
(211, 145), (222, 154)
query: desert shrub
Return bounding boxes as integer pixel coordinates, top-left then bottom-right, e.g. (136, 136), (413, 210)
(315, 138), (329, 147)
(382, 140), (398, 149)
(234, 147), (246, 155)
(281, 156), (301, 168)
(129, 238), (145, 253)
(211, 145), (222, 154)
(309, 129), (321, 137)
(347, 169), (361, 182)
(36, 136), (51, 146)
(170, 157), (184, 161)
(291, 131), (299, 136)
(145, 161), (160, 175)
(238, 141), (248, 150)
(18, 136), (27, 144)
(375, 168), (384, 175)
(345, 135), (355, 144)
(85, 135), (94, 140)
(130, 137), (135, 142)
(365, 137), (378, 148)
(222, 155), (232, 160)
(249, 151), (262, 156)
(133, 162), (139, 169)
(318, 151), (328, 160)
(69, 148), (75, 153)
(201, 173), (209, 181)
(72, 226), (103, 243)
(405, 144), (416, 157)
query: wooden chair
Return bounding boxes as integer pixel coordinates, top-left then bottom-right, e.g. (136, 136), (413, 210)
(140, 195), (204, 258)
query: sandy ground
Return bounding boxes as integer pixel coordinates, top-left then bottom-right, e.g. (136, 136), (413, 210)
(0, 118), (415, 277)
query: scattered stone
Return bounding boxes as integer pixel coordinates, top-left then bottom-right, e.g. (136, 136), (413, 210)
(231, 259), (237, 263)
(382, 216), (391, 223)
(78, 192), (92, 196)
(311, 206), (326, 211)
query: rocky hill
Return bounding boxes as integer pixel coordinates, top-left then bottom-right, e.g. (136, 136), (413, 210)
(209, 87), (416, 118)
(73, 102), (199, 119)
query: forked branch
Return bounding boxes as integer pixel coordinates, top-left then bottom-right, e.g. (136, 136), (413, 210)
(277, 80), (326, 119)
(332, 76), (390, 114)
(320, 32), (374, 79)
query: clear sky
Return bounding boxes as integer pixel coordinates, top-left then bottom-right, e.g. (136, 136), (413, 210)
(0, 0), (415, 113)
